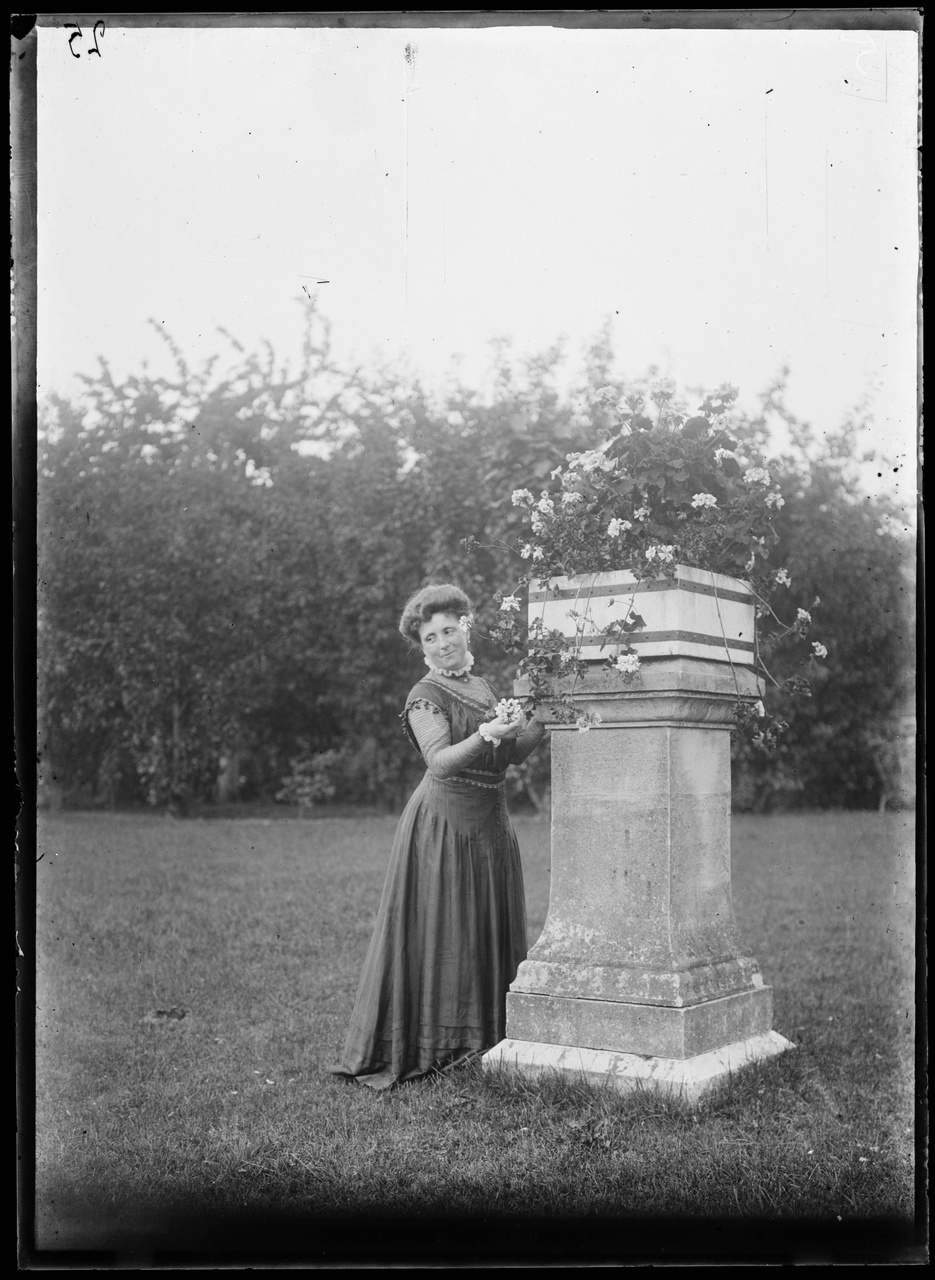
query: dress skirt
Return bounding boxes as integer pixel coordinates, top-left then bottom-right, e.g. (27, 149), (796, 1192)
(332, 770), (527, 1089)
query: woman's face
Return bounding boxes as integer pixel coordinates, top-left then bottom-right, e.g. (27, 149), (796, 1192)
(418, 611), (469, 672)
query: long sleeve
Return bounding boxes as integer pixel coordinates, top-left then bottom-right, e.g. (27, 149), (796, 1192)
(511, 716), (547, 766)
(407, 703), (488, 780)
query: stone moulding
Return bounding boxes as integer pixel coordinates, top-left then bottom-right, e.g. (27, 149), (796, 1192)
(504, 986), (775, 1060)
(513, 954), (766, 1007)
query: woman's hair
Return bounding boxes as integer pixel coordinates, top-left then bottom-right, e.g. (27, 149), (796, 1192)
(398, 583), (472, 646)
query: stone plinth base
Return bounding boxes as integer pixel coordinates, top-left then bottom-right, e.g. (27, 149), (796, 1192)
(483, 1032), (794, 1103)
(505, 986), (774, 1060)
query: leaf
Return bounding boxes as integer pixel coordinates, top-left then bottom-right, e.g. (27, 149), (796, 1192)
(682, 416), (710, 439)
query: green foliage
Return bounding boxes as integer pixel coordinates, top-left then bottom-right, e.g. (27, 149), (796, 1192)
(508, 379), (784, 582)
(726, 381), (914, 810)
(475, 375), (821, 738)
(274, 745), (342, 809)
(38, 315), (914, 811)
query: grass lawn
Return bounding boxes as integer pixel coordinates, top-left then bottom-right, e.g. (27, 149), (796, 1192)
(28, 807), (920, 1264)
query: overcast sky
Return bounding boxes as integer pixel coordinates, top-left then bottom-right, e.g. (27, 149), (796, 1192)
(37, 21), (918, 508)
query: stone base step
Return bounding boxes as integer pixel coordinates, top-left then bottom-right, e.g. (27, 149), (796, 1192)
(482, 1031), (795, 1104)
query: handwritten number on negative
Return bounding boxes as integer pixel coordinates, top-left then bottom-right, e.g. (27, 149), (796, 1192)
(64, 23), (82, 56)
(64, 21), (105, 57)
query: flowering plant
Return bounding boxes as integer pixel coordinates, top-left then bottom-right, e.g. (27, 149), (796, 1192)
(485, 584), (647, 725)
(511, 382), (785, 582)
(469, 380), (825, 747)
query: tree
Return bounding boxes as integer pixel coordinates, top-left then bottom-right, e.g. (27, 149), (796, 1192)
(727, 379), (914, 810)
(39, 304), (361, 810)
(38, 314), (914, 814)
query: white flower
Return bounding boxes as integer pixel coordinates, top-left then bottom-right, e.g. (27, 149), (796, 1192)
(744, 467), (771, 485)
(690, 492), (718, 509)
(565, 446), (608, 474)
(797, 608), (812, 624)
(614, 652), (641, 676)
(646, 544), (675, 564)
(511, 488), (534, 507)
(550, 466), (564, 480)
(458, 614), (474, 633)
(575, 711), (603, 733)
(532, 547), (544, 562)
(812, 642), (828, 658)
(561, 491), (583, 506)
(480, 698), (521, 746)
(774, 568), (792, 587)
(745, 553), (757, 573)
(765, 490), (785, 509)
(494, 697), (523, 722)
(606, 518), (632, 538)
(593, 385), (619, 406)
(500, 595), (520, 613)
(530, 512), (544, 534)
(754, 700), (766, 718)
(519, 543), (533, 560)
(650, 376), (676, 400)
(633, 506), (650, 521)
(537, 495), (555, 515)
(714, 448), (736, 463)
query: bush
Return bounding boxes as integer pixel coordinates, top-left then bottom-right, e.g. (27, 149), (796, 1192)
(275, 746), (343, 810)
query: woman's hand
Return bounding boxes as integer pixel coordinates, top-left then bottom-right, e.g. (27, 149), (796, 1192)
(481, 713), (520, 742)
(479, 697), (527, 745)
(480, 699), (527, 743)
(499, 710), (527, 740)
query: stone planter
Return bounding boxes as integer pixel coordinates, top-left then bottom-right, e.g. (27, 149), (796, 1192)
(528, 563), (757, 668)
(483, 565), (794, 1101)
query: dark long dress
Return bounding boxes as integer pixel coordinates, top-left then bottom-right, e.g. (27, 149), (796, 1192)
(331, 674), (531, 1089)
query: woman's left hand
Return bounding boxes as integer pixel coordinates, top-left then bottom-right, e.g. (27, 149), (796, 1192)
(480, 708), (526, 744)
(499, 711), (526, 740)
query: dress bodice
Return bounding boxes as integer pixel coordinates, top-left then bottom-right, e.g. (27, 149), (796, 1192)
(401, 673), (515, 773)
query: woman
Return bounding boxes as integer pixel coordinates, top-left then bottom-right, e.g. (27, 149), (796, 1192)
(331, 583), (547, 1089)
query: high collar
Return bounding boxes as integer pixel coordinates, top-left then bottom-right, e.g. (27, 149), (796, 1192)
(424, 651), (475, 679)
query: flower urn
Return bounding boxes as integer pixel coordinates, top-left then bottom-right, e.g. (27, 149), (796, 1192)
(516, 563), (765, 723)
(528, 563), (757, 668)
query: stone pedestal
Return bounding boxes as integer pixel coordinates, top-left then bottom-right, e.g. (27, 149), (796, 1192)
(484, 650), (794, 1101)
